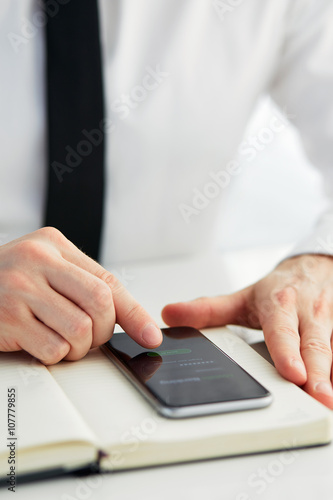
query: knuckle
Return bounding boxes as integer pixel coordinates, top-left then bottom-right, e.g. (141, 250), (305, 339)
(68, 314), (92, 339)
(301, 339), (332, 357)
(0, 269), (30, 293)
(0, 301), (24, 326)
(39, 226), (66, 244)
(123, 302), (144, 324)
(273, 324), (298, 340)
(308, 369), (330, 379)
(91, 281), (113, 312)
(39, 341), (69, 365)
(99, 271), (122, 293)
(0, 284), (30, 326)
(273, 286), (297, 307)
(91, 327), (114, 348)
(12, 239), (46, 262)
(312, 292), (330, 319)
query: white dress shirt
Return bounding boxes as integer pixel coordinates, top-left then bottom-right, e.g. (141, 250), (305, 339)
(0, 0), (333, 266)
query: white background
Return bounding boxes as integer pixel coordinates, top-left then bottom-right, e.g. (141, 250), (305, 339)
(217, 96), (329, 252)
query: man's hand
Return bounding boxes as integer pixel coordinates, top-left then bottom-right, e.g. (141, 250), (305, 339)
(162, 254), (333, 409)
(0, 228), (162, 364)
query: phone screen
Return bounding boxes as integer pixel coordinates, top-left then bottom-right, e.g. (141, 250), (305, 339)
(104, 327), (270, 410)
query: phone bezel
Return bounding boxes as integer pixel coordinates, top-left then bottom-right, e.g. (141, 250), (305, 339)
(101, 329), (273, 418)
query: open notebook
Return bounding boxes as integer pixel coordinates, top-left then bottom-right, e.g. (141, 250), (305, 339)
(0, 327), (332, 484)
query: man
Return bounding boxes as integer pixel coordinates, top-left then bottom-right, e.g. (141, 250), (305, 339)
(1, 0), (333, 409)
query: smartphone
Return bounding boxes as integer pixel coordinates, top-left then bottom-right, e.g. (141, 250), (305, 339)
(101, 326), (273, 418)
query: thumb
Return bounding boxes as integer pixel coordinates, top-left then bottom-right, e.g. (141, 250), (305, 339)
(162, 286), (254, 329)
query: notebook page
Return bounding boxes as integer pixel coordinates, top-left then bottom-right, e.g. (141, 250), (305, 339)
(49, 328), (333, 456)
(134, 327), (332, 444)
(48, 348), (156, 444)
(0, 351), (99, 472)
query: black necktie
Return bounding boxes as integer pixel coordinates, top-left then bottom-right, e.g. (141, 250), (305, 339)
(43, 0), (105, 261)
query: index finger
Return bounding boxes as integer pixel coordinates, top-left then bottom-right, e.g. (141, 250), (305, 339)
(62, 242), (163, 349)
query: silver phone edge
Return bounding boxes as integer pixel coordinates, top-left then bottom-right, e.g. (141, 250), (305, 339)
(100, 343), (273, 419)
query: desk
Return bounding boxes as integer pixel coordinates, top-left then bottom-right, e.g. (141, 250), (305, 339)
(5, 245), (332, 500)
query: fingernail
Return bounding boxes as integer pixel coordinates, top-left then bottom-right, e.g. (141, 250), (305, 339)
(290, 358), (306, 376)
(142, 323), (162, 347)
(314, 382), (333, 397)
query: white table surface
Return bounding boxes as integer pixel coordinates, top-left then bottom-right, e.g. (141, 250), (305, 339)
(3, 245), (332, 500)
